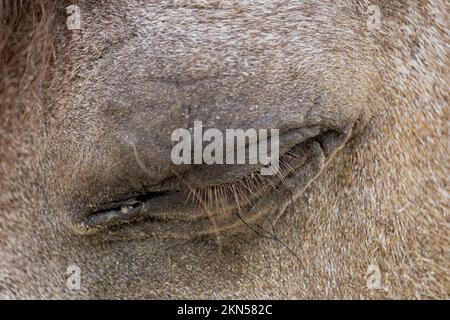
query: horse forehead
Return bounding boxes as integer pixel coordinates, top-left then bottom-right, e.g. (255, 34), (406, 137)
(89, 1), (357, 43)
(75, 1), (365, 93)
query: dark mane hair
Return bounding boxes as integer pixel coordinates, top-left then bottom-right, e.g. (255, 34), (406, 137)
(0, 1), (60, 92)
(0, 0), (67, 139)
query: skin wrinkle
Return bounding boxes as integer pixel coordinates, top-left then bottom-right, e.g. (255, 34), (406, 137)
(0, 0), (449, 298)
